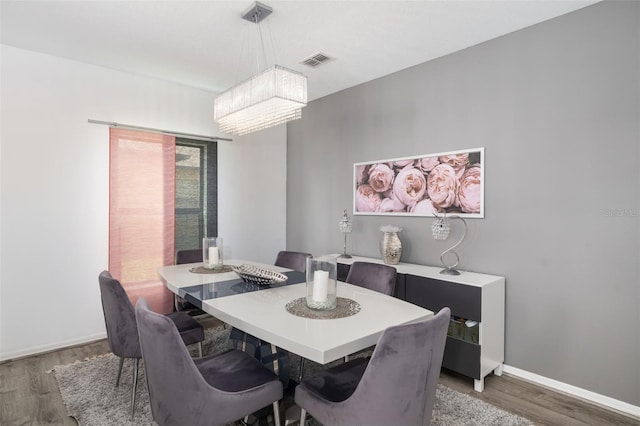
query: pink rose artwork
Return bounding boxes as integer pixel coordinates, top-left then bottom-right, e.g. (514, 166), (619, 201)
(458, 166), (482, 213)
(427, 164), (459, 209)
(368, 163), (394, 193)
(439, 153), (469, 179)
(380, 194), (406, 212)
(356, 165), (369, 185)
(392, 167), (427, 209)
(356, 184), (382, 212)
(354, 148), (483, 216)
(410, 199), (438, 215)
(393, 159), (414, 168)
(417, 156), (439, 173)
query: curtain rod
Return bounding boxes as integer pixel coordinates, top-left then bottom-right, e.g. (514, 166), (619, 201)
(87, 119), (232, 142)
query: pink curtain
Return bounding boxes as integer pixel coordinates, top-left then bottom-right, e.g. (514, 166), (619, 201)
(109, 128), (175, 314)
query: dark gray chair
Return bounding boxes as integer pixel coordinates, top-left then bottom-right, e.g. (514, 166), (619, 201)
(295, 307), (451, 426)
(175, 248), (202, 264)
(174, 249), (207, 316)
(345, 261), (397, 296)
(274, 250), (312, 272)
(98, 271), (205, 419)
(135, 298), (283, 426)
(341, 261), (398, 363)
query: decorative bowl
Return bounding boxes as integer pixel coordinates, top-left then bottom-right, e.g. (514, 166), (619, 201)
(232, 264), (288, 286)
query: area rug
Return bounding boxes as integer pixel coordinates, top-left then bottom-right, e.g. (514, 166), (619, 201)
(53, 326), (532, 426)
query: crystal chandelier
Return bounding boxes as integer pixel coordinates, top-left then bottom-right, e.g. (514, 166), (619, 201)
(214, 2), (307, 136)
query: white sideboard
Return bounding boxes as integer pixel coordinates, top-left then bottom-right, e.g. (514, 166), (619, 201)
(335, 255), (505, 392)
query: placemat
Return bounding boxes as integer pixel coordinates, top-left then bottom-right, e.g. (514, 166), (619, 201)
(189, 265), (234, 274)
(285, 297), (361, 319)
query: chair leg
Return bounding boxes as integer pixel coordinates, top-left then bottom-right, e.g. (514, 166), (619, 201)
(298, 358), (306, 382)
(273, 401), (281, 426)
(115, 357), (125, 387)
(198, 341), (203, 358)
(131, 358), (139, 420)
(300, 408), (307, 426)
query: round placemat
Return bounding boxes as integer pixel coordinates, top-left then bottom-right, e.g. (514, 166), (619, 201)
(285, 297), (361, 319)
(189, 265), (234, 274)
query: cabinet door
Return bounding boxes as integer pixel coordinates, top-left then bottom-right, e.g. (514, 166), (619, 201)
(443, 338), (481, 379)
(405, 275), (481, 321)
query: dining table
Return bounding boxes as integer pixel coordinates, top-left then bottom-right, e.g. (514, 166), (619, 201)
(157, 259), (434, 365)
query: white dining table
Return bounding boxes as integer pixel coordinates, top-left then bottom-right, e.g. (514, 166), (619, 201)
(157, 259), (434, 364)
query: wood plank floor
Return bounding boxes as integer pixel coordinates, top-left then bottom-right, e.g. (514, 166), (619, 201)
(1, 328), (637, 426)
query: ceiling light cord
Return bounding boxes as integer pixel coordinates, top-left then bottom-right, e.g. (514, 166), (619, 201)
(255, 12), (269, 72)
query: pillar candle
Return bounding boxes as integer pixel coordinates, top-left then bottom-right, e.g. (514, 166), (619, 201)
(208, 246), (219, 267)
(312, 270), (329, 303)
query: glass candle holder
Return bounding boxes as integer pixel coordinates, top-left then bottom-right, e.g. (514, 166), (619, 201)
(202, 237), (223, 269)
(305, 256), (337, 310)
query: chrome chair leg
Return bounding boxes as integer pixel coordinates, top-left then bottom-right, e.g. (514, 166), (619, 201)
(198, 341), (203, 358)
(273, 401), (281, 426)
(131, 358), (139, 420)
(115, 357), (125, 386)
(298, 358), (305, 382)
(299, 408), (307, 426)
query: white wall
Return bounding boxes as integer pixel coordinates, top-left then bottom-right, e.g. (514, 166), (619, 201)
(0, 45), (287, 360)
(218, 125), (287, 264)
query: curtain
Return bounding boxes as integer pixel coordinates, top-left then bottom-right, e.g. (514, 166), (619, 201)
(109, 128), (175, 314)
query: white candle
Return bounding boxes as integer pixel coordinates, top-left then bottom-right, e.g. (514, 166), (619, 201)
(208, 246), (219, 267)
(312, 270), (329, 303)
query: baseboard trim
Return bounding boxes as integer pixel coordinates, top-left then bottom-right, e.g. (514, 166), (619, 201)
(0, 332), (108, 362)
(503, 365), (640, 419)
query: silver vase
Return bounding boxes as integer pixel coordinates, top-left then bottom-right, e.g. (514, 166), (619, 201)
(380, 231), (402, 265)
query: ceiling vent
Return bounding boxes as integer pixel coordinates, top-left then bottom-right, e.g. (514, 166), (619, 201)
(300, 52), (332, 68)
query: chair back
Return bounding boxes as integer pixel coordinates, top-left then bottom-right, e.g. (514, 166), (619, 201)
(350, 307), (451, 425)
(136, 299), (218, 424)
(176, 249), (203, 265)
(274, 251), (312, 273)
(345, 261), (397, 296)
(98, 270), (141, 359)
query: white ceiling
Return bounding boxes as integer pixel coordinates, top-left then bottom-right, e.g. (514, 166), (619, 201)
(1, 0), (599, 101)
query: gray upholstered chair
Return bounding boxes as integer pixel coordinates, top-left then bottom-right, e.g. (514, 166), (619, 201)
(345, 261), (397, 296)
(135, 298), (283, 426)
(175, 248), (202, 264)
(174, 248), (207, 316)
(341, 261), (398, 362)
(274, 250), (312, 272)
(295, 307), (451, 426)
(98, 271), (205, 419)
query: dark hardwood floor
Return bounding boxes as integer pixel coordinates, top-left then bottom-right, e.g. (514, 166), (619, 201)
(1, 325), (637, 426)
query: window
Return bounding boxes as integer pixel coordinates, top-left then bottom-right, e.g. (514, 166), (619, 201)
(175, 138), (218, 252)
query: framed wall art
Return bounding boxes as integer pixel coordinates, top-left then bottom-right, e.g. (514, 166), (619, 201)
(353, 147), (484, 218)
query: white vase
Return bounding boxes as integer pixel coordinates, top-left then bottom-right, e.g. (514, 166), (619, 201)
(380, 231), (402, 265)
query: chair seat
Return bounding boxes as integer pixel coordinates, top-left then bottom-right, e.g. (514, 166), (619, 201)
(167, 311), (204, 346)
(297, 357), (369, 403)
(195, 349), (283, 393)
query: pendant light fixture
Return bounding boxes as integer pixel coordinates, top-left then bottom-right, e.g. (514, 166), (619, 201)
(214, 2), (307, 136)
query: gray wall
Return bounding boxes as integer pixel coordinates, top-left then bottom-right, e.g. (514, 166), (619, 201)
(287, 1), (639, 406)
